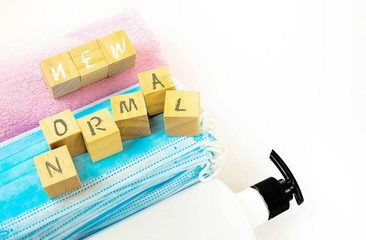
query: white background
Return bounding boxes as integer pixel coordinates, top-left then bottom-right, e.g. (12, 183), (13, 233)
(0, 0), (365, 239)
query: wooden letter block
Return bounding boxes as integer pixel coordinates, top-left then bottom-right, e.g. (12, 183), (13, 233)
(33, 145), (82, 198)
(164, 90), (200, 136)
(39, 52), (81, 98)
(137, 66), (175, 116)
(97, 29), (136, 77)
(39, 109), (86, 157)
(69, 40), (109, 87)
(77, 108), (123, 162)
(110, 91), (151, 141)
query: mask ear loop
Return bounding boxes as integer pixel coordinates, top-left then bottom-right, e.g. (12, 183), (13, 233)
(199, 111), (227, 182)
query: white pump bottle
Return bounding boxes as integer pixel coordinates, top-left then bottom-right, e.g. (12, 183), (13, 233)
(89, 150), (304, 240)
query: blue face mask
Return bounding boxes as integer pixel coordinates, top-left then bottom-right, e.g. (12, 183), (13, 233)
(0, 80), (225, 240)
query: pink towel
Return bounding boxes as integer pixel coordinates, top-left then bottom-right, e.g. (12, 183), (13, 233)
(0, 9), (167, 142)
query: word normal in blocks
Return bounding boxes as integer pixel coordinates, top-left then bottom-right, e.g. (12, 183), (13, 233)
(35, 66), (201, 198)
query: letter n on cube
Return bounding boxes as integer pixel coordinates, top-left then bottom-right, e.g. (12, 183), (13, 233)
(39, 52), (81, 98)
(33, 146), (82, 198)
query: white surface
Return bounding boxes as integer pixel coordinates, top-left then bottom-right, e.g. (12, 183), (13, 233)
(89, 179), (255, 240)
(236, 188), (269, 228)
(0, 0), (365, 239)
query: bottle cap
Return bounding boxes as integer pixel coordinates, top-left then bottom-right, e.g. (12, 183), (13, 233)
(251, 150), (304, 220)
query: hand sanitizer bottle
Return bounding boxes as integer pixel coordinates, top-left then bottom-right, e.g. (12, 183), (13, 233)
(89, 150), (304, 240)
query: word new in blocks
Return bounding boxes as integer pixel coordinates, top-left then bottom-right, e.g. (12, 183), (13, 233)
(33, 146), (82, 198)
(39, 29), (136, 98)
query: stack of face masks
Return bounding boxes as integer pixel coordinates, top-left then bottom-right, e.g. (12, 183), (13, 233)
(0, 80), (225, 240)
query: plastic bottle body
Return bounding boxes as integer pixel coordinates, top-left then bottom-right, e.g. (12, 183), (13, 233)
(89, 179), (263, 240)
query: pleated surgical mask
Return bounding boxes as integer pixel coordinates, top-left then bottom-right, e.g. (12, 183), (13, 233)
(0, 80), (225, 240)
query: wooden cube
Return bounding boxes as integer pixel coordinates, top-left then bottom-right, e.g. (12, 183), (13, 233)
(77, 108), (123, 162)
(39, 109), (86, 157)
(68, 40), (109, 87)
(39, 52), (81, 98)
(137, 66), (175, 116)
(164, 90), (200, 136)
(110, 91), (151, 141)
(97, 29), (136, 77)
(33, 145), (82, 198)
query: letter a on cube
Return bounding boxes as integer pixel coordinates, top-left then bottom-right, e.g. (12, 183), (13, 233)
(138, 66), (175, 116)
(39, 109), (86, 157)
(77, 108), (123, 162)
(33, 146), (82, 198)
(164, 90), (200, 136)
(110, 91), (151, 141)
(39, 52), (81, 98)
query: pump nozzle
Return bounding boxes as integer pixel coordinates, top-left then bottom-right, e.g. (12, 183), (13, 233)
(269, 150), (304, 205)
(251, 150), (304, 220)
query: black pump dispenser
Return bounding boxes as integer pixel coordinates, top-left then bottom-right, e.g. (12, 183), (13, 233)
(251, 150), (304, 220)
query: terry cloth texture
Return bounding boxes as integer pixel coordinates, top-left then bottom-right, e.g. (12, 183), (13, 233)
(0, 9), (167, 142)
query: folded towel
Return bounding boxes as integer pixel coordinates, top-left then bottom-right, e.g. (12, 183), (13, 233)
(0, 8), (167, 142)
